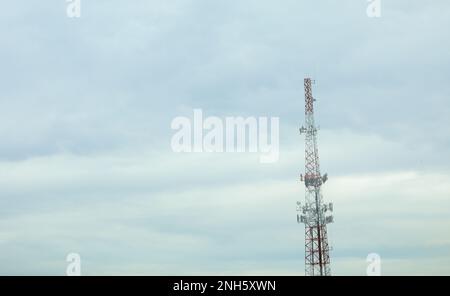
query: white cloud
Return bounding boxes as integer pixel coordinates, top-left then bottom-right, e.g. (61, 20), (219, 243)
(0, 1), (450, 275)
(1, 128), (450, 274)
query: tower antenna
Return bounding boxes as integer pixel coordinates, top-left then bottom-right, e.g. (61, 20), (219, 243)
(297, 78), (334, 276)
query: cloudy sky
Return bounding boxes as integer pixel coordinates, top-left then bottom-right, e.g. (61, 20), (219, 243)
(1, 0), (449, 275)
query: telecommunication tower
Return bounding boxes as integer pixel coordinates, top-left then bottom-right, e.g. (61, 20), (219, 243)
(297, 78), (334, 276)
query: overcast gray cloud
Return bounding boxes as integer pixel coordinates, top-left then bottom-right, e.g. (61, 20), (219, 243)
(0, 1), (449, 275)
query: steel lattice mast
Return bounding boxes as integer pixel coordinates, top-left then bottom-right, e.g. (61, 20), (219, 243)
(297, 78), (334, 276)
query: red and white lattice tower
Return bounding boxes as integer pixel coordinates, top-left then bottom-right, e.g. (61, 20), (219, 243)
(297, 78), (334, 276)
